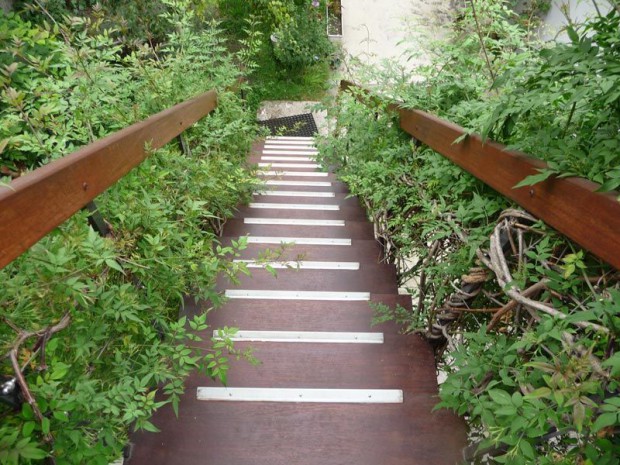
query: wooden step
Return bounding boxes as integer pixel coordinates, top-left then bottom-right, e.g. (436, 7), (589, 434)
(184, 294), (409, 333)
(222, 220), (375, 240)
(187, 335), (437, 391)
(257, 180), (349, 193)
(127, 137), (466, 465)
(257, 172), (338, 182)
(128, 393), (464, 465)
(217, 267), (398, 294)
(251, 193), (363, 207)
(217, 239), (386, 263)
(234, 204), (367, 221)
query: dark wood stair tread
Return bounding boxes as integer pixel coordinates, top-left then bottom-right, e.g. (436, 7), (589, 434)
(128, 137), (466, 465)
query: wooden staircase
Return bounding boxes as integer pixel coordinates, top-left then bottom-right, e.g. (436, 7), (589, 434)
(128, 136), (466, 465)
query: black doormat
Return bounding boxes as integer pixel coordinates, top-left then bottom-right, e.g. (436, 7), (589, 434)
(259, 113), (318, 137)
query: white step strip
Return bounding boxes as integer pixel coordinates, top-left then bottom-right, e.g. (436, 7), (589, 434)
(265, 180), (332, 187)
(263, 150), (318, 155)
(255, 191), (335, 198)
(249, 202), (339, 211)
(264, 144), (315, 149)
(263, 144), (318, 150)
(244, 218), (344, 226)
(264, 139), (316, 145)
(197, 387), (403, 403)
(213, 330), (382, 343)
(233, 260), (359, 270)
(225, 290), (370, 300)
(261, 156), (315, 162)
(258, 163), (320, 169)
(245, 237), (351, 246)
(266, 136), (314, 140)
(259, 171), (328, 177)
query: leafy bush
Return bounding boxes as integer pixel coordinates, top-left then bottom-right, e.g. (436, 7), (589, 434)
(318, 1), (620, 463)
(272, 4), (333, 71)
(0, 11), (70, 172)
(217, 0), (334, 106)
(14, 0), (219, 46)
(390, 2), (620, 190)
(321, 87), (620, 465)
(481, 11), (620, 189)
(1, 2), (260, 463)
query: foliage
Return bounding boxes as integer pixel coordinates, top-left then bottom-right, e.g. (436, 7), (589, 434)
(246, 45), (332, 108)
(1, 2), (260, 463)
(14, 0), (220, 46)
(271, 3), (334, 71)
(439, 310), (620, 465)
(391, 3), (620, 190)
(217, 0), (335, 107)
(482, 11), (620, 190)
(317, 1), (620, 463)
(0, 11), (70, 171)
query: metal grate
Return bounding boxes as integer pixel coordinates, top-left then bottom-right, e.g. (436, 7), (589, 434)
(259, 113), (318, 137)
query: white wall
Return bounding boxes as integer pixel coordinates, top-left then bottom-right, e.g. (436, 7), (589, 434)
(540, 0), (613, 41)
(339, 0), (455, 71)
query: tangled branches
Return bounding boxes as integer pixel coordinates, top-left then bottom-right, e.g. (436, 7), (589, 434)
(480, 213), (609, 333)
(1, 313), (71, 464)
(421, 209), (615, 357)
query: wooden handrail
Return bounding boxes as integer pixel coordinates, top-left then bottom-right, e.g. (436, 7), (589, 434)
(0, 90), (218, 270)
(340, 80), (620, 270)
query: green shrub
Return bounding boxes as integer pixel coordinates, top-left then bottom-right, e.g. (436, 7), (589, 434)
(217, 0), (334, 105)
(14, 0), (220, 46)
(0, 2), (260, 463)
(272, 5), (333, 71)
(317, 1), (620, 463)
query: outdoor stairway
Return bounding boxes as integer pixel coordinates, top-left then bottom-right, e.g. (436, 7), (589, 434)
(128, 136), (466, 465)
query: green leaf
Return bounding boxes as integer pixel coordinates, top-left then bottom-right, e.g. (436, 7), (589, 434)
(19, 444), (48, 460)
(519, 439), (536, 460)
(566, 26), (579, 43)
(50, 362), (70, 380)
(488, 389), (513, 405)
(41, 417), (50, 435)
(22, 421), (36, 437)
(592, 412), (618, 432)
(510, 416), (528, 433)
(53, 411), (69, 422)
(21, 403), (34, 421)
(573, 402), (585, 432)
(141, 420), (161, 433)
(513, 170), (554, 189)
(601, 352), (620, 378)
(495, 405), (517, 416)
(105, 258), (125, 274)
(511, 392), (523, 408)
(597, 177), (620, 192)
(524, 387), (551, 399)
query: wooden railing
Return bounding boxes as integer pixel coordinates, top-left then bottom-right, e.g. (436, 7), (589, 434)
(0, 90), (218, 270)
(340, 80), (620, 270)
